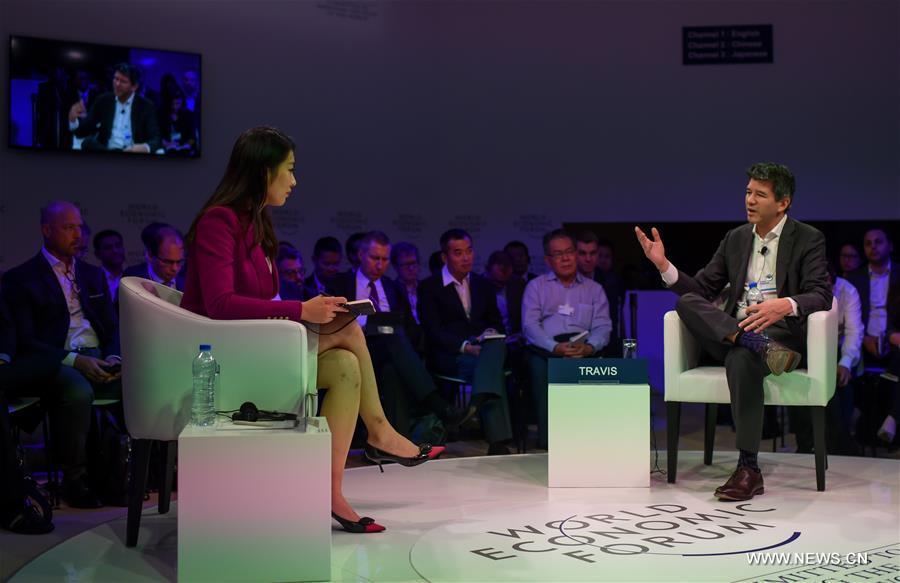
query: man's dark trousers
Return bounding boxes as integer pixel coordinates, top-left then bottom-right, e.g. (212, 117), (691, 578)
(675, 292), (804, 453)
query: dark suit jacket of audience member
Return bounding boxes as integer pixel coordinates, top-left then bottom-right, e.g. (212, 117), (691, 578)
(0, 295), (62, 395)
(847, 264), (900, 332)
(122, 262), (186, 292)
(1, 254), (120, 362)
(325, 272), (419, 338)
(418, 272), (505, 373)
(279, 278), (317, 302)
(501, 277), (526, 335)
(72, 92), (162, 152)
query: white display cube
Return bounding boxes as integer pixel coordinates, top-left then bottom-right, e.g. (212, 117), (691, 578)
(178, 418), (332, 582)
(548, 359), (650, 488)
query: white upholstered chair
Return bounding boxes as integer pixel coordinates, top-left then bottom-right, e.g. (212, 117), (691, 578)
(664, 300), (838, 491)
(118, 277), (316, 546)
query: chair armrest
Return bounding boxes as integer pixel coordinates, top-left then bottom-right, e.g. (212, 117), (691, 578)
(804, 298), (839, 405)
(664, 310), (700, 401)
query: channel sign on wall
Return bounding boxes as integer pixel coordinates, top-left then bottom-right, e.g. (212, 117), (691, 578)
(682, 24), (773, 65)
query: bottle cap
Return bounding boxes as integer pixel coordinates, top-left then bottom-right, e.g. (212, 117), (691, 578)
(748, 282), (758, 288)
(199, 344), (212, 351)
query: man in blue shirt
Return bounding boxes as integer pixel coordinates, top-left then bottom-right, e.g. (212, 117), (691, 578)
(523, 229), (612, 449)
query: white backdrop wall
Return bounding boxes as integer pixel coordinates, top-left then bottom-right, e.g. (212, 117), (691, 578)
(1, 0), (897, 275)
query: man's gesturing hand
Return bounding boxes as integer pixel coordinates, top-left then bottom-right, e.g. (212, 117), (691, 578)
(634, 226), (670, 272)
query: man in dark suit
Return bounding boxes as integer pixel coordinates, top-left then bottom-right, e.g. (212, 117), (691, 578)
(305, 236), (343, 295)
(122, 223), (186, 291)
(2, 201), (122, 508)
(636, 162), (832, 501)
(419, 229), (514, 455)
(847, 228), (897, 367)
(68, 63), (161, 153)
(276, 244), (315, 301)
(328, 232), (473, 437)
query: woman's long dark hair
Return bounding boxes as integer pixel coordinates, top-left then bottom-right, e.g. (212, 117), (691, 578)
(186, 126), (295, 259)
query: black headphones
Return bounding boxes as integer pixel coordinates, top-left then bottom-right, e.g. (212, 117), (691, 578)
(231, 401), (297, 423)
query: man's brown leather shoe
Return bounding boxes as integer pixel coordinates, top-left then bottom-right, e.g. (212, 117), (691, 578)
(737, 331), (800, 375)
(714, 466), (764, 501)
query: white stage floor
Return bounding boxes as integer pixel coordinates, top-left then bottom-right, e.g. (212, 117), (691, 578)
(8, 452), (900, 582)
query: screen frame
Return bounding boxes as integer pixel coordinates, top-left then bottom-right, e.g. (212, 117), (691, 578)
(7, 34), (203, 159)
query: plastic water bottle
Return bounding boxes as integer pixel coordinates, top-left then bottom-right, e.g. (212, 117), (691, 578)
(746, 282), (764, 305)
(191, 344), (218, 427)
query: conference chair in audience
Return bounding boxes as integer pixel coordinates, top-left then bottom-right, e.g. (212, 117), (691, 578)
(664, 300), (838, 491)
(118, 277), (317, 547)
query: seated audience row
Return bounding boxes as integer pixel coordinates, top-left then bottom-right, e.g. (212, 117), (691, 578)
(2, 197), (896, 532)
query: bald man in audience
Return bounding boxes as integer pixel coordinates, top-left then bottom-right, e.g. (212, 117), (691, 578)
(2, 201), (121, 508)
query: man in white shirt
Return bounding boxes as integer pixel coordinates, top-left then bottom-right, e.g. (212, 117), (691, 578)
(68, 63), (160, 153)
(635, 162), (831, 501)
(2, 201), (122, 508)
(791, 263), (863, 455)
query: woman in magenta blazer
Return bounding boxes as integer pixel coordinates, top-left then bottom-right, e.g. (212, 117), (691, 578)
(182, 127), (442, 533)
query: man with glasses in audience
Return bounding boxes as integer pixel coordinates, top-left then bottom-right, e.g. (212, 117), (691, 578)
(276, 243), (313, 301)
(305, 236), (343, 295)
(1, 201), (121, 508)
(391, 242), (422, 324)
(123, 222), (186, 290)
(523, 229), (612, 449)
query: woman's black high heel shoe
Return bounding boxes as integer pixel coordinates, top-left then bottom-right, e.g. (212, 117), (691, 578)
(363, 443), (445, 473)
(331, 512), (385, 533)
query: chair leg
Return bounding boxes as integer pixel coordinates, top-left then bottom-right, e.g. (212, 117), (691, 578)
(127, 439), (153, 547)
(158, 441), (176, 514)
(703, 404), (716, 465)
(811, 406), (826, 492)
(667, 402), (681, 483)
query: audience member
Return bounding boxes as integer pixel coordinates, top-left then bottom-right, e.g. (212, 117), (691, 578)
(158, 88), (197, 155)
(575, 231), (624, 355)
(848, 228), (898, 367)
(391, 242), (422, 325)
(306, 236), (342, 294)
(483, 250), (525, 340)
(418, 229), (513, 455)
(328, 232), (474, 436)
(1, 201), (122, 508)
(276, 245), (312, 301)
(428, 250), (443, 276)
(1, 296), (59, 534)
(76, 222), (92, 262)
(790, 262), (863, 455)
(838, 243), (863, 279)
(873, 280), (900, 443)
(522, 229), (612, 449)
(123, 223), (186, 290)
(92, 229), (126, 302)
(68, 63), (161, 153)
(345, 232), (367, 272)
(181, 68), (201, 113)
(504, 240), (538, 281)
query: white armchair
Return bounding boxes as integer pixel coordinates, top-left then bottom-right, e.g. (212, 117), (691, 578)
(663, 300), (838, 491)
(118, 277), (316, 547)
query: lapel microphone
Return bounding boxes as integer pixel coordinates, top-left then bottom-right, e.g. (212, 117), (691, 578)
(760, 246), (769, 256)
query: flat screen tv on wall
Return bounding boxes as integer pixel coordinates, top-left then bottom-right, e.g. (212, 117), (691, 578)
(8, 35), (202, 158)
